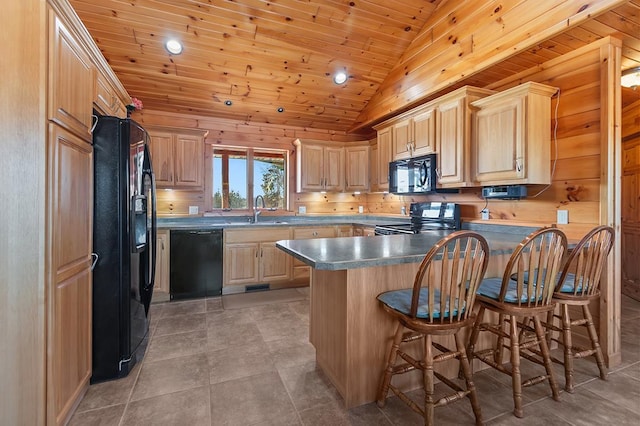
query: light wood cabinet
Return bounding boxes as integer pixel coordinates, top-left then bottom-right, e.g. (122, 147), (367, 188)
(352, 225), (376, 237)
(374, 126), (393, 191)
(47, 123), (93, 426)
(345, 144), (370, 191)
(224, 228), (291, 288)
(336, 225), (354, 237)
(48, 10), (93, 140)
(435, 87), (495, 188)
(369, 140), (379, 190)
(295, 140), (345, 192)
(291, 226), (337, 281)
(471, 82), (558, 185)
(391, 107), (436, 160)
(94, 72), (126, 118)
(154, 230), (170, 293)
(148, 128), (206, 190)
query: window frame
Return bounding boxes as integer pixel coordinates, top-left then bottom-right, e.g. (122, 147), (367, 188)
(206, 145), (289, 213)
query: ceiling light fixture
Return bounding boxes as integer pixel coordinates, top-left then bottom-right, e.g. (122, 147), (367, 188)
(333, 71), (348, 85)
(224, 100), (233, 106)
(621, 66), (640, 88)
(165, 39), (183, 55)
(277, 107), (285, 113)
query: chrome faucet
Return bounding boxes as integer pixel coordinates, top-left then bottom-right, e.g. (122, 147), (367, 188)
(254, 195), (265, 223)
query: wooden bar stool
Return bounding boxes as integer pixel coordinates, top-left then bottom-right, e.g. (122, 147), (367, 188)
(467, 227), (567, 418)
(376, 231), (490, 426)
(545, 225), (614, 392)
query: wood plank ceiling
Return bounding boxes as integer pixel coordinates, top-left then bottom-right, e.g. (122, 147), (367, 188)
(70, 0), (639, 134)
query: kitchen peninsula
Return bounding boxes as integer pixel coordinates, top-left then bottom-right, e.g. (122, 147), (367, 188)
(276, 230), (531, 408)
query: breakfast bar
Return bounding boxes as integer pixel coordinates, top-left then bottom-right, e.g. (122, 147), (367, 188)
(276, 230), (528, 408)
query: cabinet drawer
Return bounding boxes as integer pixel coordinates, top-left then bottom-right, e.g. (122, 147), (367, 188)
(225, 227), (291, 243)
(293, 227), (336, 239)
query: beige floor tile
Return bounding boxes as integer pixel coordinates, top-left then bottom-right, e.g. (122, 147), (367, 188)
(154, 312), (206, 337)
(68, 404), (125, 426)
(209, 371), (298, 425)
(161, 299), (206, 318)
(208, 340), (276, 384)
(266, 337), (317, 370)
(145, 329), (208, 363)
(278, 361), (341, 412)
(580, 369), (640, 415)
(121, 386), (211, 426)
(131, 353), (210, 401)
(75, 363), (140, 412)
(207, 321), (264, 352)
(206, 297), (223, 312)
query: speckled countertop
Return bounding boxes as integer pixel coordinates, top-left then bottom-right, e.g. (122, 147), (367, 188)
(275, 230), (531, 270)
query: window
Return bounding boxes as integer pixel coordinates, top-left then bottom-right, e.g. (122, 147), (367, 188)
(211, 148), (287, 210)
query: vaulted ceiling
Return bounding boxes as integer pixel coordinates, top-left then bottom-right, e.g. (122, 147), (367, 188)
(70, 0), (639, 134)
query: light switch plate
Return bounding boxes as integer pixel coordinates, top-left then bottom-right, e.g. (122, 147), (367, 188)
(358, 205), (364, 213)
(481, 209), (489, 220)
(557, 210), (569, 225)
(188, 205), (198, 215)
(298, 206), (306, 214)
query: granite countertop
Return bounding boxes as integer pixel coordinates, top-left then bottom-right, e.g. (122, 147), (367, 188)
(157, 215), (409, 230)
(275, 230), (531, 271)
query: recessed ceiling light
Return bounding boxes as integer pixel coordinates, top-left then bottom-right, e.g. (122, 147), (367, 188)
(333, 71), (348, 85)
(165, 39), (183, 55)
(277, 107), (285, 113)
(224, 100), (233, 106)
(621, 66), (640, 88)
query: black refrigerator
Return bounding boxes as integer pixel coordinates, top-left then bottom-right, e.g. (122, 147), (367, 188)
(91, 115), (157, 383)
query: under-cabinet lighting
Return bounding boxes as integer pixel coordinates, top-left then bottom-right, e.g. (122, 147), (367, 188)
(621, 67), (640, 88)
(165, 39), (183, 55)
(353, 191), (361, 195)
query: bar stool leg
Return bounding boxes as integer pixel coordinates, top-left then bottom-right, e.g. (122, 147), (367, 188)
(424, 334), (435, 425)
(455, 332), (482, 425)
(509, 315), (524, 418)
(377, 322), (404, 407)
(466, 306), (485, 375)
(560, 304), (575, 393)
(495, 313), (507, 365)
(583, 305), (608, 381)
(535, 315), (560, 401)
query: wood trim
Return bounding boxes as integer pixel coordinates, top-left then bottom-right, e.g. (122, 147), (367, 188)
(599, 41), (623, 366)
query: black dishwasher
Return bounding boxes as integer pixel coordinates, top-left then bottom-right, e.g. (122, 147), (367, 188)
(170, 229), (223, 300)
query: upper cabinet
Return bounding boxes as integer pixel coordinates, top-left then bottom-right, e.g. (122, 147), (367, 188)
(48, 11), (93, 141)
(295, 140), (345, 192)
(148, 127), (207, 190)
(345, 144), (370, 192)
(372, 126), (393, 192)
(435, 87), (495, 188)
(391, 106), (437, 160)
(94, 72), (126, 118)
(471, 82), (558, 186)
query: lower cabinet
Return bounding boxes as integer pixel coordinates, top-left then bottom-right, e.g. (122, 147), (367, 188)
(154, 230), (170, 293)
(224, 228), (292, 290)
(353, 225), (376, 237)
(291, 226), (337, 282)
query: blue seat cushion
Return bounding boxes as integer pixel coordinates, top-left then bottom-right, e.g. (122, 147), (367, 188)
(510, 270), (582, 293)
(477, 277), (546, 303)
(377, 288), (463, 319)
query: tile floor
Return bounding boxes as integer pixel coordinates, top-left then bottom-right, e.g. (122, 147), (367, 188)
(70, 290), (640, 425)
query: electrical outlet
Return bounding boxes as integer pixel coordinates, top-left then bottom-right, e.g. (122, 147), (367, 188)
(557, 210), (569, 225)
(298, 205), (306, 214)
(358, 205), (364, 214)
(188, 205), (198, 215)
(481, 209), (490, 220)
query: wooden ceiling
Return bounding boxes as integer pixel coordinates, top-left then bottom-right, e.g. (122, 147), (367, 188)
(70, 0), (639, 134)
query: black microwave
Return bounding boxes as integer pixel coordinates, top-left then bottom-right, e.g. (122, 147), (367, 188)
(389, 153), (437, 195)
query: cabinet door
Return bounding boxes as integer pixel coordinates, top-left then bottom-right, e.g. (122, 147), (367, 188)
(174, 133), (204, 188)
(413, 108), (436, 156)
(299, 144), (325, 191)
(393, 118), (413, 160)
(259, 242), (291, 282)
(369, 142), (379, 190)
(324, 146), (345, 191)
(345, 145), (369, 191)
(437, 98), (466, 186)
(225, 243), (260, 285)
(473, 97), (524, 183)
(148, 132), (174, 188)
(48, 11), (93, 140)
(377, 127), (393, 189)
(155, 231), (170, 293)
(47, 124), (93, 425)
(94, 72), (117, 116)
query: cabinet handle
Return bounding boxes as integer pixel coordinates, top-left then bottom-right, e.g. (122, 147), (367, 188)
(260, 248), (263, 257)
(255, 249), (258, 258)
(515, 158), (523, 173)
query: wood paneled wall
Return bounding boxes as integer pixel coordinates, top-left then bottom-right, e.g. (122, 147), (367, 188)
(142, 38), (619, 243)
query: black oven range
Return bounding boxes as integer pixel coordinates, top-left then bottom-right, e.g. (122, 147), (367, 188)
(374, 202), (461, 235)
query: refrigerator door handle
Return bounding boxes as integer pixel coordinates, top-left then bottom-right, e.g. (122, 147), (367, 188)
(144, 169), (157, 292)
(90, 253), (99, 271)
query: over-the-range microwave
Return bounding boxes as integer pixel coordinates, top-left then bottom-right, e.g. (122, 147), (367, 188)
(388, 153), (437, 195)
